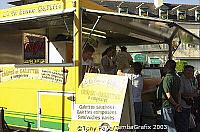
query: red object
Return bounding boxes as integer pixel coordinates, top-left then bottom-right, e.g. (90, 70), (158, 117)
(143, 77), (161, 93)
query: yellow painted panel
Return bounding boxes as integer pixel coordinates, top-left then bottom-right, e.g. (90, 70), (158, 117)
(40, 94), (72, 122)
(0, 1), (74, 20)
(0, 66), (78, 116)
(80, 0), (113, 12)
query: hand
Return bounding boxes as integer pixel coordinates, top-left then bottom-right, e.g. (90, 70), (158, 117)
(117, 70), (124, 76)
(67, 96), (75, 101)
(193, 93), (199, 97)
(175, 104), (182, 112)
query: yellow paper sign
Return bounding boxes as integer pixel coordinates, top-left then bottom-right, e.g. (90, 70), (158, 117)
(71, 73), (128, 132)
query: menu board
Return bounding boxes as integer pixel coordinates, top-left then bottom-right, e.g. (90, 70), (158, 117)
(24, 33), (46, 64)
(70, 73), (129, 132)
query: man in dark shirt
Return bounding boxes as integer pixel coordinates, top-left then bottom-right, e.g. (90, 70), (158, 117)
(161, 60), (181, 132)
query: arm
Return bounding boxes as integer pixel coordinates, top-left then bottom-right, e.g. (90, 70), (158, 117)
(137, 76), (143, 91)
(101, 57), (110, 71)
(163, 77), (180, 107)
(165, 92), (179, 107)
(165, 92), (181, 112)
(178, 91), (181, 104)
(180, 78), (198, 98)
(128, 53), (133, 61)
(182, 93), (198, 98)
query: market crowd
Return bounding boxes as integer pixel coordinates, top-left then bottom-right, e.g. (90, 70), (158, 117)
(82, 44), (200, 132)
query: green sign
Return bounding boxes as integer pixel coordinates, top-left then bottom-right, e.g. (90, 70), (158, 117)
(133, 54), (146, 62)
(149, 58), (161, 64)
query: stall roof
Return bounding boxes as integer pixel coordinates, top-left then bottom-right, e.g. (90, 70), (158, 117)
(0, 0), (199, 46)
(0, 0), (113, 32)
(83, 8), (200, 46)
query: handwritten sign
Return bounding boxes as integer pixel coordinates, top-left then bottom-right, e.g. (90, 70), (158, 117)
(0, 66), (64, 84)
(70, 73), (128, 132)
(24, 33), (46, 64)
(0, 1), (64, 20)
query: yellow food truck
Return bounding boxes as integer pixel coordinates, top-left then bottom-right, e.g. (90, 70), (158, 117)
(0, 0), (199, 131)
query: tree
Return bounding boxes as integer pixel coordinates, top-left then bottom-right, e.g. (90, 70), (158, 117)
(176, 60), (187, 72)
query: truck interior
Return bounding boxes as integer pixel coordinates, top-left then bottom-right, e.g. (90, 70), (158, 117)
(0, 12), (74, 64)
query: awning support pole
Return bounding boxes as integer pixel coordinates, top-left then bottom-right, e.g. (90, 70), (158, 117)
(168, 41), (173, 60)
(167, 25), (179, 60)
(169, 26), (179, 41)
(63, 17), (70, 33)
(83, 15), (102, 49)
(172, 32), (182, 55)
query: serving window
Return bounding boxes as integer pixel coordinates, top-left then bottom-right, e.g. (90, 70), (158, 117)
(23, 31), (73, 64)
(0, 13), (74, 65)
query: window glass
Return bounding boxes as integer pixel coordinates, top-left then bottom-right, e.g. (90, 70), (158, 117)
(159, 9), (168, 19)
(140, 8), (148, 16)
(178, 10), (186, 20)
(196, 10), (200, 21)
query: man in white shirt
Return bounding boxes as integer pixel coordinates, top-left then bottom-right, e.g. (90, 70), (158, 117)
(120, 62), (143, 126)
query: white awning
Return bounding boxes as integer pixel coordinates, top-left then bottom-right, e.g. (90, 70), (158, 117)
(83, 8), (200, 45)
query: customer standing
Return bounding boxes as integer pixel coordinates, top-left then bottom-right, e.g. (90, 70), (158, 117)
(161, 60), (181, 132)
(176, 65), (199, 132)
(119, 62), (143, 126)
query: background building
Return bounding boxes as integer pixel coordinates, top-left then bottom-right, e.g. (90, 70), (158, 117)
(93, 0), (200, 70)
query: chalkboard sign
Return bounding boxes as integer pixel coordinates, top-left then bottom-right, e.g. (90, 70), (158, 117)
(24, 33), (46, 64)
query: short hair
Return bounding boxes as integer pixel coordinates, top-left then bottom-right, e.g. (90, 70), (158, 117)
(120, 46), (127, 52)
(102, 47), (114, 57)
(131, 62), (142, 74)
(165, 60), (176, 70)
(196, 74), (200, 79)
(184, 65), (194, 71)
(83, 44), (95, 53)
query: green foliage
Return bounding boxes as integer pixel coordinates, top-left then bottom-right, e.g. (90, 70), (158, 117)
(176, 60), (187, 72)
(183, 34), (193, 44)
